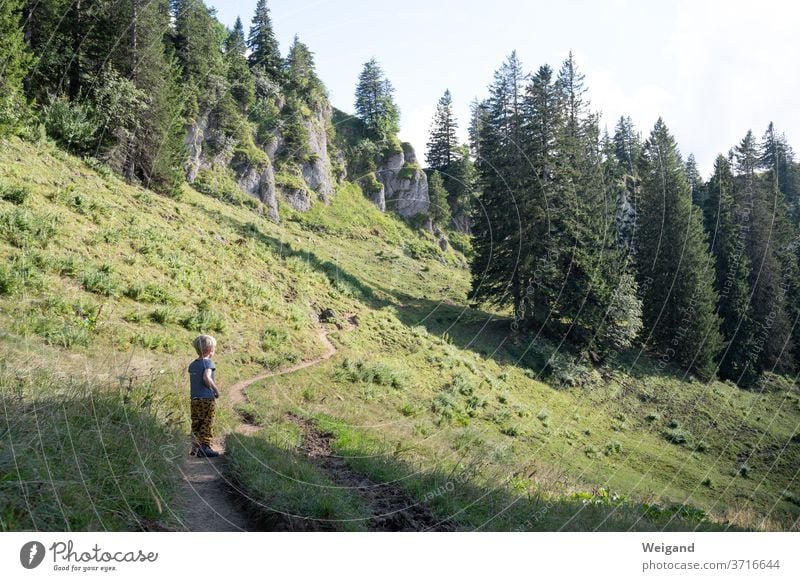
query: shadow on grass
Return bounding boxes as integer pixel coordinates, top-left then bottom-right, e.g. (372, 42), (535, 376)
(223, 422), (730, 532)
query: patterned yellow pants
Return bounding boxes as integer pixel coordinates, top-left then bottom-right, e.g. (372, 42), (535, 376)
(190, 398), (216, 447)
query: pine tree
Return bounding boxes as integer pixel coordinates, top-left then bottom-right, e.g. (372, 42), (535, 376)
(174, 0), (227, 108)
(123, 0), (186, 193)
(470, 52), (527, 318)
(467, 97), (487, 160)
(354, 58), (399, 141)
(426, 89), (458, 171)
(446, 144), (476, 233)
(226, 16), (255, 111)
(636, 119), (722, 378)
(734, 130), (794, 374)
(613, 116), (640, 175)
(247, 0), (282, 80)
(704, 155), (757, 383)
(284, 35), (325, 107)
(686, 153), (705, 207)
(0, 0), (31, 132)
(428, 171), (452, 229)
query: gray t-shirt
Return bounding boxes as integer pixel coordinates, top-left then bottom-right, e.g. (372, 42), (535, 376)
(188, 358), (216, 399)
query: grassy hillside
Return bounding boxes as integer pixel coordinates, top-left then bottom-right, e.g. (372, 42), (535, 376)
(1, 137), (798, 531)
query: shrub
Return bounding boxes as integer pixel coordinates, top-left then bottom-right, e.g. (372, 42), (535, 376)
(261, 326), (289, 351)
(0, 183), (30, 204)
(149, 307), (176, 325)
(80, 268), (119, 297)
(0, 257), (45, 295)
(664, 428), (691, 445)
(0, 207), (59, 248)
(43, 96), (99, 154)
(124, 282), (175, 304)
(335, 358), (406, 389)
(181, 300), (226, 333)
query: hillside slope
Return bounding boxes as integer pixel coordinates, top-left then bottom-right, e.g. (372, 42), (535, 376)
(1, 137), (798, 531)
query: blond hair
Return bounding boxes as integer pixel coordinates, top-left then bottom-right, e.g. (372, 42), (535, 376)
(193, 335), (217, 357)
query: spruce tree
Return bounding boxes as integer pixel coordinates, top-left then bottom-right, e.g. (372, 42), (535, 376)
(636, 119), (722, 378)
(446, 144), (476, 233)
(284, 35), (325, 107)
(0, 0), (31, 132)
(226, 16), (255, 111)
(354, 58), (400, 141)
(470, 52), (527, 318)
(734, 130), (794, 374)
(247, 0), (282, 80)
(428, 171), (452, 229)
(704, 155), (757, 383)
(686, 153), (704, 207)
(426, 89), (458, 171)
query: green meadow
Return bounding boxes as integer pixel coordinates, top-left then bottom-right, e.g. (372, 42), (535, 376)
(1, 137), (798, 531)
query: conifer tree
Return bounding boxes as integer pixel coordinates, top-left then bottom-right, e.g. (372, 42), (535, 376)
(613, 116), (640, 175)
(426, 89), (458, 171)
(704, 155), (757, 382)
(0, 0), (31, 132)
(428, 171), (452, 229)
(247, 0), (282, 80)
(354, 58), (400, 141)
(636, 119), (722, 378)
(120, 0), (186, 193)
(686, 153), (704, 207)
(734, 130), (794, 373)
(446, 144), (476, 233)
(284, 35), (325, 107)
(226, 16), (255, 111)
(470, 52), (527, 317)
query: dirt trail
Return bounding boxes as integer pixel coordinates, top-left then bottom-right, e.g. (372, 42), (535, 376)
(285, 413), (452, 531)
(179, 314), (448, 531)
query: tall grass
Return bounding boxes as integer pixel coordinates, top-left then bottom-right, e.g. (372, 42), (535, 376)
(0, 368), (185, 531)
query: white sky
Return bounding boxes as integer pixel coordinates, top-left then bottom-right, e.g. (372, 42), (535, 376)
(209, 0), (800, 177)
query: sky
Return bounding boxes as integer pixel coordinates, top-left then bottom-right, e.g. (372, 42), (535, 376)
(208, 0), (800, 177)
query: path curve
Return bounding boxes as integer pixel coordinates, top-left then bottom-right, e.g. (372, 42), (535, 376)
(179, 321), (347, 532)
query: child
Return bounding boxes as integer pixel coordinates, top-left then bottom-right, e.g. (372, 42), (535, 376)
(188, 334), (221, 457)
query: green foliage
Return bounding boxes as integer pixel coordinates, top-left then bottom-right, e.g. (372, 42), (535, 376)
(225, 432), (368, 531)
(335, 357), (406, 389)
(428, 170), (452, 229)
(43, 97), (99, 154)
(426, 89), (458, 171)
(0, 0), (31, 133)
(284, 35), (327, 108)
(193, 167), (251, 206)
(0, 370), (183, 531)
(80, 266), (120, 297)
(664, 428), (692, 446)
(247, 0), (283, 80)
(124, 282), (175, 304)
(0, 207), (59, 248)
(261, 326), (289, 351)
(636, 119), (722, 378)
(354, 58), (400, 140)
(181, 300), (226, 333)
(0, 182), (30, 205)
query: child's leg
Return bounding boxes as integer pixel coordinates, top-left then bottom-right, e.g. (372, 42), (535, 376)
(190, 399), (204, 451)
(192, 399), (216, 447)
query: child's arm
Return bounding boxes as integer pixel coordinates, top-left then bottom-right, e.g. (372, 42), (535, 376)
(203, 367), (220, 398)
